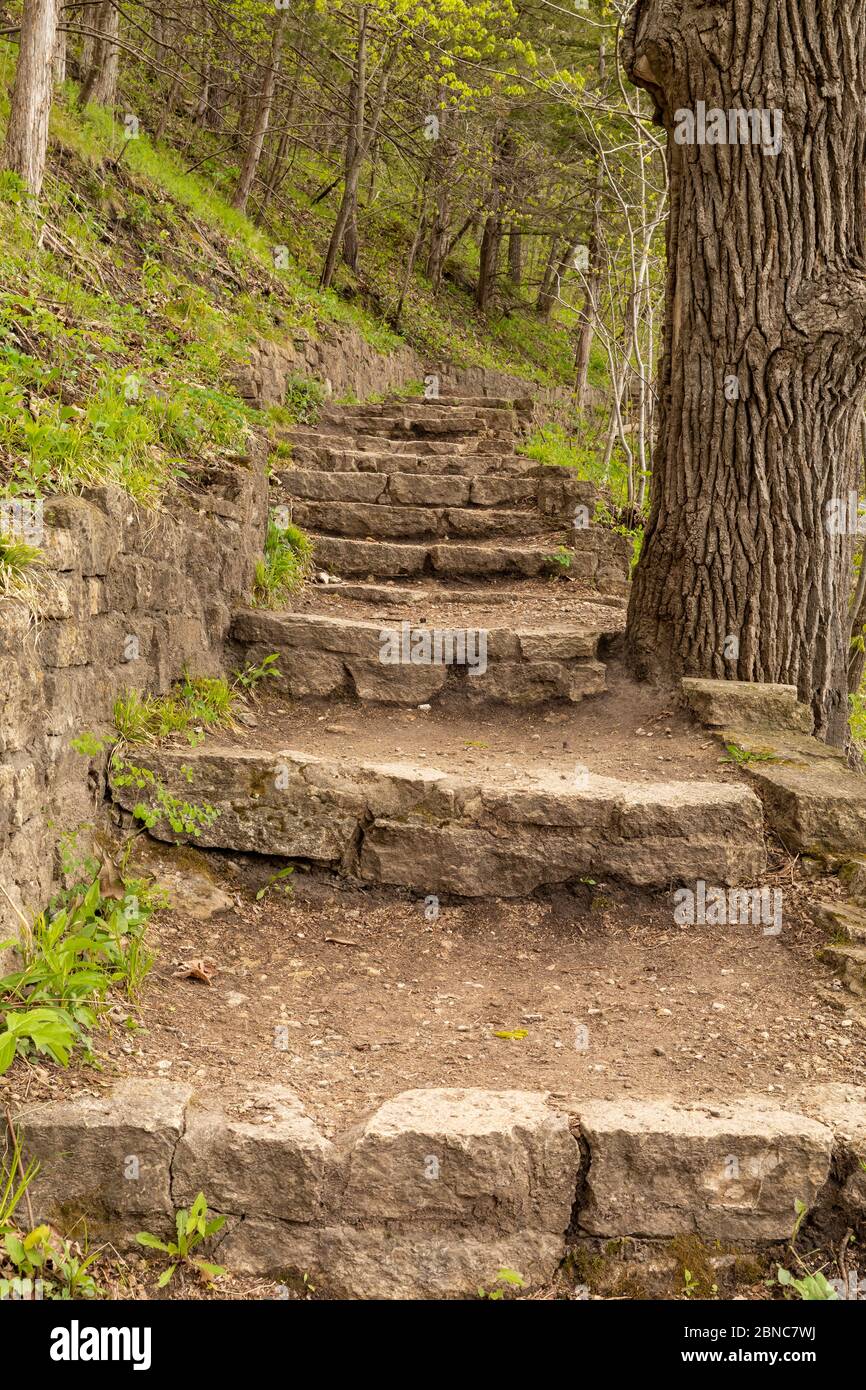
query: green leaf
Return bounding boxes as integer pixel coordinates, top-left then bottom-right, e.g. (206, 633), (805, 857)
(156, 1263), (177, 1288)
(0, 1031), (17, 1074)
(136, 1232), (170, 1252)
(4, 1233), (26, 1265)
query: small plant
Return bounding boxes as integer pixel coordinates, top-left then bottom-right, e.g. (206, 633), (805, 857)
(478, 1267), (526, 1300)
(110, 755), (220, 838)
(1, 1124), (102, 1300)
(233, 652), (281, 694)
(255, 865), (295, 901)
(1, 1225), (102, 1300)
(0, 531), (42, 601)
(253, 519), (313, 607)
(0, 868), (156, 1075)
(544, 545), (573, 577)
(282, 374), (327, 426)
(136, 1192), (226, 1287)
(722, 742), (778, 766)
(113, 671), (237, 746)
(776, 1267), (839, 1301)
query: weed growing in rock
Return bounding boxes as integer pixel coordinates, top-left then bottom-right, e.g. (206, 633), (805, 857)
(136, 1192), (226, 1289)
(544, 544), (573, 577)
(253, 518), (313, 606)
(477, 1267), (526, 1300)
(0, 531), (42, 602)
(110, 757), (220, 839)
(113, 673), (237, 746)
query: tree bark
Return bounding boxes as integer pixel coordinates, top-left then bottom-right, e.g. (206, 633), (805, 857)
(507, 224), (522, 285)
(2, 0), (59, 197)
(52, 17), (66, 83)
(79, 0), (119, 108)
(536, 235), (560, 313)
(232, 10), (287, 212)
(574, 164), (604, 406)
(475, 126), (512, 313)
(475, 210), (502, 312)
(536, 232), (581, 321)
(623, 0), (866, 744)
(320, 8), (394, 291)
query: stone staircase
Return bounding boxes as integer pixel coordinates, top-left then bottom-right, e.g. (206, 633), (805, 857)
(112, 393), (770, 896)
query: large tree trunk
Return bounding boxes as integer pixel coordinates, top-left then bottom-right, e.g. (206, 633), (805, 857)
(232, 10), (287, 212)
(2, 0), (59, 197)
(623, 0), (866, 744)
(78, 0), (119, 108)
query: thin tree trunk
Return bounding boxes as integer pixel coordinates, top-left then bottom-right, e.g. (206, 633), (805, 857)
(232, 11), (287, 212)
(475, 126), (512, 313)
(536, 232), (581, 321)
(52, 18), (66, 83)
(475, 211), (502, 312)
(536, 235), (561, 315)
(623, 0), (866, 744)
(2, 0), (59, 197)
(507, 224), (522, 285)
(320, 9), (394, 291)
(78, 0), (119, 108)
(575, 164), (604, 406)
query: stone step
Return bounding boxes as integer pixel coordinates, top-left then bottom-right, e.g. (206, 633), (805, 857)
(296, 417), (517, 444)
(699, 726), (866, 856)
(231, 607), (611, 707)
(291, 500), (558, 541)
(277, 467), (591, 512)
(309, 532), (631, 587)
(812, 900), (866, 945)
(287, 443), (547, 476)
(111, 743), (766, 897)
(321, 403), (518, 430)
(285, 430), (513, 458)
(820, 942), (866, 998)
(417, 394), (527, 410)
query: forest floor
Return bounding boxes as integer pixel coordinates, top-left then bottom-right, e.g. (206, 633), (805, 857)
(7, 803), (863, 1132)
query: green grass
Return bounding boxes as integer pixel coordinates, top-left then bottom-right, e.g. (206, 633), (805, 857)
(253, 519), (313, 607)
(0, 531), (42, 599)
(0, 49), (609, 513)
(114, 672), (237, 746)
(519, 421), (634, 509)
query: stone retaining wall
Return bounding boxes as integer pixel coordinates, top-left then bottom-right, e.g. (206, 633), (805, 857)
(235, 323), (589, 422)
(0, 447), (268, 932)
(15, 1082), (865, 1299)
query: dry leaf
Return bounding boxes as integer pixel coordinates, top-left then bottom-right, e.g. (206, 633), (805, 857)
(174, 957), (217, 985)
(98, 856), (126, 902)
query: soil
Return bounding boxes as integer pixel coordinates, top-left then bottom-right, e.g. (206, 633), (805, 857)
(288, 575), (627, 629)
(7, 843), (864, 1135)
(216, 657), (737, 785)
